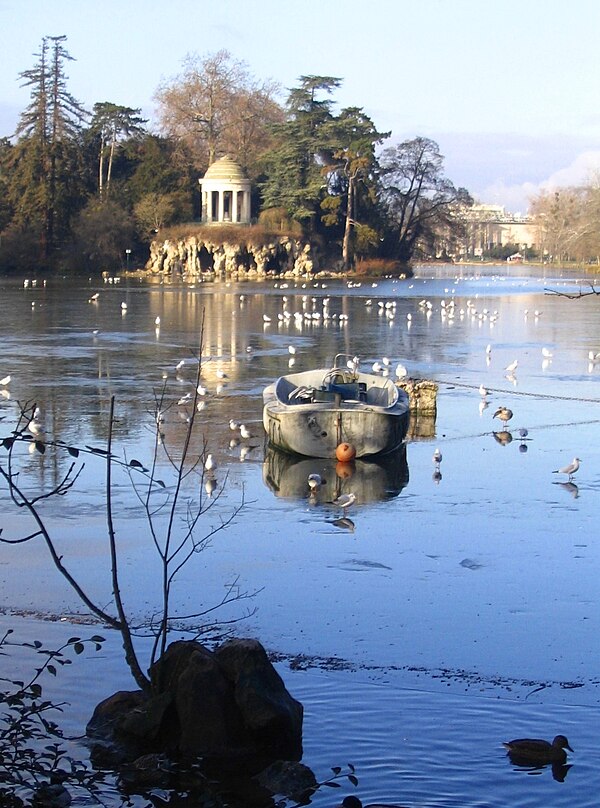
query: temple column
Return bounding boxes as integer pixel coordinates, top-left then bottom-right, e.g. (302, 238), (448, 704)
(232, 188), (239, 223)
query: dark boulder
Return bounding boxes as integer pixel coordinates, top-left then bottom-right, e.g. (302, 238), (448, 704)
(86, 638), (303, 774)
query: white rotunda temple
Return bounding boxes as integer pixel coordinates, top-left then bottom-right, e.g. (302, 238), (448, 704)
(199, 155), (251, 225)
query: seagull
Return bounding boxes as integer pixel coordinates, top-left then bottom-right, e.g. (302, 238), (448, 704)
(395, 363), (408, 379)
(479, 384), (490, 398)
(493, 406), (513, 425)
(240, 424), (253, 440)
(229, 419), (240, 431)
(432, 447), (442, 466)
(307, 473), (322, 491)
(204, 453), (217, 473)
(505, 359), (518, 373)
(121, 301), (128, 311)
(553, 457), (581, 480)
(154, 316), (161, 326)
(332, 492), (356, 510)
(288, 345), (296, 355)
(27, 419), (43, 436)
(0, 375), (10, 386)
(542, 347), (553, 358)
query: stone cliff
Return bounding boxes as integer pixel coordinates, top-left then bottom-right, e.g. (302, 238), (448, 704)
(145, 233), (320, 279)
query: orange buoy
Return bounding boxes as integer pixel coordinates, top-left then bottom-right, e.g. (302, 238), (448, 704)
(335, 460), (355, 479)
(336, 442), (357, 462)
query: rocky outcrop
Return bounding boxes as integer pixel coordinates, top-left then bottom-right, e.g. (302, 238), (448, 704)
(86, 638), (303, 775)
(145, 234), (319, 278)
(397, 378), (438, 416)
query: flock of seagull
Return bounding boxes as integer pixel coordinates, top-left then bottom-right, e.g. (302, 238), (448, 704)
(428, 339), (584, 488)
(13, 278), (592, 505)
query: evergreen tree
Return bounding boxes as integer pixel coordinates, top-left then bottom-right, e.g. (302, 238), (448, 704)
(320, 106), (389, 268)
(260, 76), (341, 226)
(90, 102), (147, 200)
(10, 35), (87, 265)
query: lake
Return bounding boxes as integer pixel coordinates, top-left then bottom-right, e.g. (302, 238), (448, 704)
(1, 264), (600, 806)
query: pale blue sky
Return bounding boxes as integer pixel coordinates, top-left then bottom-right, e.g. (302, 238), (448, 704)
(2, 0), (599, 212)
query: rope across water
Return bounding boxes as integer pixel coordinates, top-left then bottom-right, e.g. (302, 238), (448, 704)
(437, 379), (600, 405)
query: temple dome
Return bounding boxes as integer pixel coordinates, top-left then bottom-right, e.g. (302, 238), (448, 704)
(202, 155), (247, 182)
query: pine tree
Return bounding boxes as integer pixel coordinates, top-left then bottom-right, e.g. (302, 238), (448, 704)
(11, 35), (87, 264)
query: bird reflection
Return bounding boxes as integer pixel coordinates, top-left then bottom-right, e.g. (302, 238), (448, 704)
(432, 468), (442, 484)
(555, 481), (579, 499)
(493, 430), (513, 446)
(331, 517), (355, 532)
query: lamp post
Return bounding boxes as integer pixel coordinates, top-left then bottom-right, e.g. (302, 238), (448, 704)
(125, 248), (132, 272)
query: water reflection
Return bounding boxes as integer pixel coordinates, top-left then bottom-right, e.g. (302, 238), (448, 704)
(262, 444), (409, 505)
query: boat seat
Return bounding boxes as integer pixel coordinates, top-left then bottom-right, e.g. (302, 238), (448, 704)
(313, 389), (339, 404)
(368, 386), (392, 406)
(328, 381), (361, 400)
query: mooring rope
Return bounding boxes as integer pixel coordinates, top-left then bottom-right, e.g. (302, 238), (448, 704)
(436, 379), (600, 404)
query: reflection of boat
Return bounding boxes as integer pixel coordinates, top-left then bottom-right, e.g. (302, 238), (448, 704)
(262, 444), (409, 504)
(262, 354), (410, 458)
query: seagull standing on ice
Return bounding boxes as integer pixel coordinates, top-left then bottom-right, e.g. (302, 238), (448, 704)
(493, 406), (513, 426)
(332, 492), (356, 510)
(505, 359), (518, 374)
(432, 447), (442, 466)
(307, 473), (322, 491)
(553, 457), (581, 481)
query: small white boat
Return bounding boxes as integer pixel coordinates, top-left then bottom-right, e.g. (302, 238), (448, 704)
(262, 354), (410, 458)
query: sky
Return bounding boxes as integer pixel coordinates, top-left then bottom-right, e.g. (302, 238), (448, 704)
(2, 0), (600, 214)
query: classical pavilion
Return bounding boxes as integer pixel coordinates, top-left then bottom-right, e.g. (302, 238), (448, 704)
(199, 155), (251, 225)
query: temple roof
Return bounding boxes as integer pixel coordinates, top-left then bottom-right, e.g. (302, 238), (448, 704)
(202, 155), (248, 182)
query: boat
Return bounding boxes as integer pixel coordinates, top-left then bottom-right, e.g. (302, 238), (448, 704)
(262, 354), (410, 458)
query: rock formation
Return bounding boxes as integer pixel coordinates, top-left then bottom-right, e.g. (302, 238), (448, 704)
(86, 637), (303, 777)
(145, 234), (320, 278)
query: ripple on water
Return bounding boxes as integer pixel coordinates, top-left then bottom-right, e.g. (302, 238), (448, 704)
(294, 669), (600, 808)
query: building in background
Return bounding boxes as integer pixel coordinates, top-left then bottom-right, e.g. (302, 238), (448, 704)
(459, 204), (540, 259)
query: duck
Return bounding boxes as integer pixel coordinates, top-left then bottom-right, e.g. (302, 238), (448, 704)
(340, 797), (408, 808)
(502, 734), (573, 765)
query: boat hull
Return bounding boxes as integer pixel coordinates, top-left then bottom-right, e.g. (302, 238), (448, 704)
(263, 373), (410, 458)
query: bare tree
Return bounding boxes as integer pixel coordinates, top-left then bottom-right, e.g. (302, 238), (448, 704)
(0, 337), (254, 693)
(154, 49), (283, 173)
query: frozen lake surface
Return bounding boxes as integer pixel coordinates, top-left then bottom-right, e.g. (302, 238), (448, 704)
(1, 264), (600, 805)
